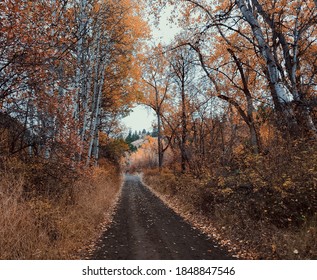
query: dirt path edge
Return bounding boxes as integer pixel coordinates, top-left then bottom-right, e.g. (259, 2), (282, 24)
(139, 172), (257, 259)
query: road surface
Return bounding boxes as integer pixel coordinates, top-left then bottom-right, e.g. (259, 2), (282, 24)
(92, 174), (233, 260)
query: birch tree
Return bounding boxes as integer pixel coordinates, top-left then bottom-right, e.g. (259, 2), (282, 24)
(153, 0), (317, 139)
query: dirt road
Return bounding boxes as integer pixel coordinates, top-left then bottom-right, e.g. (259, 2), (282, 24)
(92, 174), (233, 260)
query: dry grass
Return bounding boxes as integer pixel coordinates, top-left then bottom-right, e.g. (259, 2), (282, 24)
(0, 163), (122, 259)
(143, 166), (317, 260)
(0, 172), (41, 259)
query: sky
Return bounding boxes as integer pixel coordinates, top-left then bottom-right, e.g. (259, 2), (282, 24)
(122, 105), (156, 133)
(121, 6), (180, 133)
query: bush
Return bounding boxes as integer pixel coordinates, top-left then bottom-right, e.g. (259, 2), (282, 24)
(143, 139), (317, 259)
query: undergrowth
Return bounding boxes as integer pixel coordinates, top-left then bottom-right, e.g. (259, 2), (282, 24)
(0, 160), (121, 259)
(143, 140), (317, 260)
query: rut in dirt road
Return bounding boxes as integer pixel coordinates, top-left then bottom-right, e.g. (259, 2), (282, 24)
(92, 174), (234, 260)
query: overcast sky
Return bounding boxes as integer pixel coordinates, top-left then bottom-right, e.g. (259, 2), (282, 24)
(122, 105), (156, 133)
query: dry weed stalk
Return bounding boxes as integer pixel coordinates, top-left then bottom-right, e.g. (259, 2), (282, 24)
(0, 163), (121, 259)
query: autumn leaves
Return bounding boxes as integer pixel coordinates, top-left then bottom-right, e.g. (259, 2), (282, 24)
(0, 0), (148, 167)
(139, 0), (317, 174)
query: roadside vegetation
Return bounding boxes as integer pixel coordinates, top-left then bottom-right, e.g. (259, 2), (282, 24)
(132, 0), (317, 260)
(143, 140), (317, 259)
(2, 0), (317, 261)
(0, 0), (145, 259)
(0, 160), (121, 259)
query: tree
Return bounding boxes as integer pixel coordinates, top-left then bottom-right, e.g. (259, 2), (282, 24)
(170, 45), (196, 172)
(71, 0), (149, 165)
(141, 45), (173, 170)
(152, 0), (317, 140)
(0, 0), (149, 170)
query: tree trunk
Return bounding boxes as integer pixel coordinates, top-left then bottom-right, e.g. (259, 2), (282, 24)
(157, 112), (163, 170)
(251, 0), (317, 138)
(236, 0), (295, 134)
(87, 26), (102, 165)
(180, 77), (187, 173)
(74, 0), (87, 122)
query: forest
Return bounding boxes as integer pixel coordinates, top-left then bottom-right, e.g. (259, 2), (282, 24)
(1, 0), (317, 259)
(0, 0), (147, 259)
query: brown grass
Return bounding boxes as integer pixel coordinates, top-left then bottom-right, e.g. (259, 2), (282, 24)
(143, 163), (317, 260)
(0, 162), (122, 259)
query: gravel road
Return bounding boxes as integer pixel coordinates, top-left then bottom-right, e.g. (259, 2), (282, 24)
(92, 174), (233, 260)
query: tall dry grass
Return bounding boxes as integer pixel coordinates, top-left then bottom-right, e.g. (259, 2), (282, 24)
(0, 172), (40, 259)
(0, 163), (121, 259)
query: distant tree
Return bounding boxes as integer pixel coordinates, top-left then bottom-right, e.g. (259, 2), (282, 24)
(125, 130), (133, 143)
(151, 129), (159, 138)
(133, 131), (140, 141)
(125, 130), (140, 152)
(128, 144), (138, 152)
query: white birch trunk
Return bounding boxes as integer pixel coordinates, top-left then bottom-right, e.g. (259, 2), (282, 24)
(250, 0), (317, 137)
(236, 0), (287, 104)
(87, 24), (104, 165)
(91, 64), (106, 164)
(78, 41), (94, 160)
(74, 0), (87, 121)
